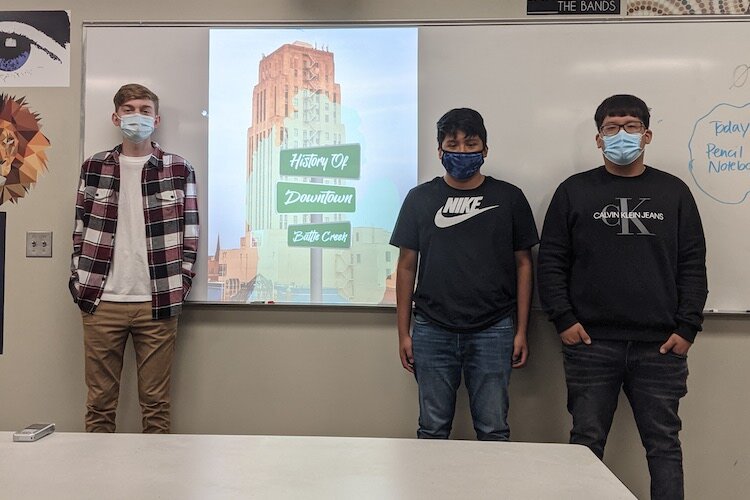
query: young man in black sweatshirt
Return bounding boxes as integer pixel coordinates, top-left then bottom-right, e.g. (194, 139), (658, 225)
(538, 95), (708, 500)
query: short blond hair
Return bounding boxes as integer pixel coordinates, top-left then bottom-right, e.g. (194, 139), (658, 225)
(113, 83), (159, 113)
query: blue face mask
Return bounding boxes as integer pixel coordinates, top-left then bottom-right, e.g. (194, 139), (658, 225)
(441, 151), (484, 180)
(602, 130), (643, 166)
(118, 113), (155, 144)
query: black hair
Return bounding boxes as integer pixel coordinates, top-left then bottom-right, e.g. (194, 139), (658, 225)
(594, 94), (650, 130)
(437, 108), (487, 147)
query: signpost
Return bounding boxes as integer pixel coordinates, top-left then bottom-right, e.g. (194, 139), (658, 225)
(277, 143), (360, 302)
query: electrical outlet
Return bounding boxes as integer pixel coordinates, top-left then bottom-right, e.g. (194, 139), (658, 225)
(26, 231), (53, 258)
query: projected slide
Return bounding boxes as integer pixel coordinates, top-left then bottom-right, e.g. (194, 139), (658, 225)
(207, 28), (418, 305)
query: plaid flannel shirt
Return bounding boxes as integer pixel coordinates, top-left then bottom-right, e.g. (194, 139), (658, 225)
(70, 142), (199, 319)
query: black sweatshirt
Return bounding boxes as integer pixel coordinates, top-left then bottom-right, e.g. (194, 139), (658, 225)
(538, 166), (708, 342)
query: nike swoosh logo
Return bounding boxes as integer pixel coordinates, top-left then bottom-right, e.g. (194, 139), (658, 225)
(434, 205), (499, 228)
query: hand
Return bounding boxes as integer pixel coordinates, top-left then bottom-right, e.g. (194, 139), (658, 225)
(560, 322), (591, 346)
(512, 333), (528, 369)
(660, 333), (692, 356)
(399, 335), (414, 373)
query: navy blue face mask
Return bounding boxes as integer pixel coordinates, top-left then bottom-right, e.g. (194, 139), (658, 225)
(441, 151), (484, 180)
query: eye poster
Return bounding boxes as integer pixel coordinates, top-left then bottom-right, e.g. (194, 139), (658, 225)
(0, 11), (71, 87)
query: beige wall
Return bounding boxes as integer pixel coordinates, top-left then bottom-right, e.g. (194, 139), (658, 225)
(1, 1), (748, 499)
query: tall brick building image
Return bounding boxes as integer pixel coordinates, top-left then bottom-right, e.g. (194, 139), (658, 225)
(208, 40), (396, 304)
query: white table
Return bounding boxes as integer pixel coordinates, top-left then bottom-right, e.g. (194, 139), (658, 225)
(0, 432), (635, 499)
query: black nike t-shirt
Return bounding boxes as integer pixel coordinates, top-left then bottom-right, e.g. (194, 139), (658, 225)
(390, 176), (539, 332)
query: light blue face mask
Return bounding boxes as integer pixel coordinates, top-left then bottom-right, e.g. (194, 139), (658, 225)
(441, 151), (484, 180)
(602, 130), (643, 166)
(118, 113), (155, 144)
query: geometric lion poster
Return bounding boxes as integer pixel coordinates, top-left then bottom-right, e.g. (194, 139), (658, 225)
(0, 94), (51, 205)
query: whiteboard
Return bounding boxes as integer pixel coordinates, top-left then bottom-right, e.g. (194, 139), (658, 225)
(83, 19), (750, 311)
(418, 20), (750, 312)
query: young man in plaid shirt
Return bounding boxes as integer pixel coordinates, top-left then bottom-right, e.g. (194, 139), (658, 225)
(70, 83), (199, 433)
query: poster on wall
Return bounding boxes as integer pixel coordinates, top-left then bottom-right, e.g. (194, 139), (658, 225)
(626, 0), (750, 14)
(207, 28), (418, 305)
(0, 212), (4, 354)
(0, 94), (51, 204)
(0, 10), (71, 87)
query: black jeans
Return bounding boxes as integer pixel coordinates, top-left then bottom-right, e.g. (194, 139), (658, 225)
(563, 340), (688, 500)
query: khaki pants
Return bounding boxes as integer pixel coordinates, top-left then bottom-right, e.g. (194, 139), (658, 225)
(82, 301), (178, 433)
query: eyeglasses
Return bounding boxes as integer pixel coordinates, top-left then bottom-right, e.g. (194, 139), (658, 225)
(599, 121), (645, 137)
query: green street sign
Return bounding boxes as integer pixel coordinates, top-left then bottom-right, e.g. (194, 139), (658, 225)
(287, 222), (351, 248)
(277, 182), (356, 213)
(280, 144), (361, 179)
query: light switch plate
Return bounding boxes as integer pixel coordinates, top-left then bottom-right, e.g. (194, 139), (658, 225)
(26, 231), (53, 258)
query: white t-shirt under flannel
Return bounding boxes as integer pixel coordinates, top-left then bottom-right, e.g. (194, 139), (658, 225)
(101, 154), (152, 301)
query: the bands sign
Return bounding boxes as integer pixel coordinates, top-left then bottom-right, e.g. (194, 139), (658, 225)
(527, 0), (620, 15)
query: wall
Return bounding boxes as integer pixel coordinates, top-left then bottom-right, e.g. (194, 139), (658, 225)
(0, 2), (748, 499)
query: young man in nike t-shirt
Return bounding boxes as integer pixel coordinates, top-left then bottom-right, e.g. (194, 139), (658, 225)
(538, 95), (708, 499)
(390, 108), (538, 440)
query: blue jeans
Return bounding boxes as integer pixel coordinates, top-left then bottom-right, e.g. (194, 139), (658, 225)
(411, 314), (515, 441)
(563, 340), (688, 500)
